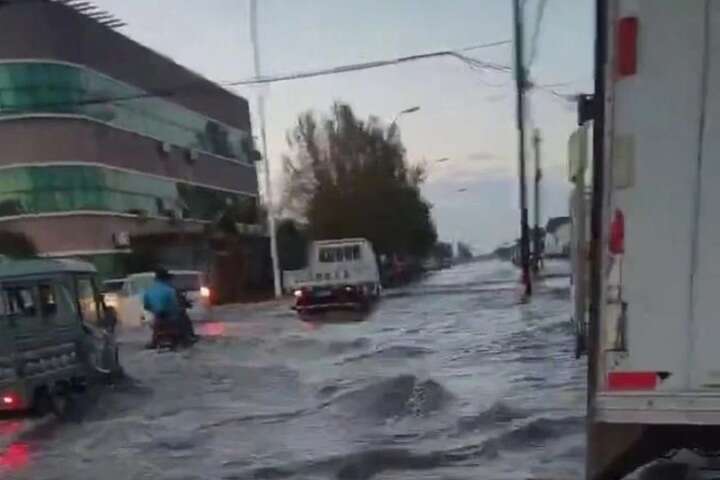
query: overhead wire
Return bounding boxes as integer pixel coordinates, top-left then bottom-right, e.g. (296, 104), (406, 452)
(0, 40), (512, 115)
(526, 0), (548, 68)
(227, 42), (512, 86)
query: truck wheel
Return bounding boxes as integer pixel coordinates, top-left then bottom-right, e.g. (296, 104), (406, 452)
(49, 384), (73, 418)
(639, 462), (698, 480)
(50, 392), (70, 417)
(31, 388), (52, 417)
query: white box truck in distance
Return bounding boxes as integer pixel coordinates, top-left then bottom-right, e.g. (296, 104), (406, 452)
(584, 1), (720, 479)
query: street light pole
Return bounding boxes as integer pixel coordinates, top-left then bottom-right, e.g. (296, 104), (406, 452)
(532, 129), (542, 271)
(512, 0), (532, 297)
(250, 0), (282, 298)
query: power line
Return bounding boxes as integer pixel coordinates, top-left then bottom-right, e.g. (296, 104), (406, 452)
(225, 40), (512, 86)
(527, 0), (548, 68)
(0, 40), (512, 114)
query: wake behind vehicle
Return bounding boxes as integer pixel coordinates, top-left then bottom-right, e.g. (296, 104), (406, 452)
(292, 239), (381, 315)
(0, 259), (121, 414)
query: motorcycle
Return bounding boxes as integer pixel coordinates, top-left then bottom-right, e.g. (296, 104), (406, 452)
(152, 292), (197, 351)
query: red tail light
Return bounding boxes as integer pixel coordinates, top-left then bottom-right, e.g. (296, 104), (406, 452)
(610, 209), (625, 254)
(608, 371), (657, 391)
(2, 394), (16, 406)
(617, 17), (639, 77)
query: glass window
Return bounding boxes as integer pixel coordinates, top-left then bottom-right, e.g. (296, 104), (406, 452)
(352, 246), (361, 260)
(77, 278), (100, 326)
(38, 284), (58, 318)
(57, 284), (78, 316)
(102, 280), (125, 293)
(3, 286), (36, 318)
(319, 248), (334, 263)
(171, 273), (201, 292)
(0, 165), (254, 222)
(129, 276), (154, 295)
(0, 62), (253, 162)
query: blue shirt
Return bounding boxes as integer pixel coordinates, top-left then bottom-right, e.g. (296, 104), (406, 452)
(142, 280), (180, 317)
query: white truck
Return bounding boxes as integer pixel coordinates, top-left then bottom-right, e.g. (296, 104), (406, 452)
(291, 238), (381, 314)
(579, 2), (720, 479)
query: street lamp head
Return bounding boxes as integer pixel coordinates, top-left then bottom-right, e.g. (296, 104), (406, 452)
(390, 106), (421, 130)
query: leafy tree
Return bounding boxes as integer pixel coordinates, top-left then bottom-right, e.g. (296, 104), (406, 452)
(457, 242), (474, 260)
(276, 218), (308, 270)
(432, 241), (453, 260)
(283, 102), (437, 258)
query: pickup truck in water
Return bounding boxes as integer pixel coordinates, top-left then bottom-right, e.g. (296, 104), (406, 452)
(291, 238), (381, 315)
(578, 2), (720, 479)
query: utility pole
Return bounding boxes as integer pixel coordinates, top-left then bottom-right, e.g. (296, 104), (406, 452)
(512, 0), (532, 296)
(532, 128), (542, 272)
(250, 0), (282, 298)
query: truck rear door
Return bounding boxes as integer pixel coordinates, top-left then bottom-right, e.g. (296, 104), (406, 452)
(689, 1), (720, 390)
(596, 1), (718, 412)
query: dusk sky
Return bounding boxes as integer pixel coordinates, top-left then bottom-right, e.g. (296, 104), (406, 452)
(93, 0), (594, 252)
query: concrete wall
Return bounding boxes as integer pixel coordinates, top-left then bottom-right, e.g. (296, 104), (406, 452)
(0, 1), (250, 130)
(0, 214), (206, 254)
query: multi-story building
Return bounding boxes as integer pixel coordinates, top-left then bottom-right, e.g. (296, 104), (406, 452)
(0, 1), (270, 294)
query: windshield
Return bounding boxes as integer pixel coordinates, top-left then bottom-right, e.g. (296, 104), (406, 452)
(102, 280), (125, 293)
(171, 273), (202, 291)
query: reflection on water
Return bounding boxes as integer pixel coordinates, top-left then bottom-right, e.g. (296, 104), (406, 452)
(0, 443), (29, 472)
(197, 321), (226, 337)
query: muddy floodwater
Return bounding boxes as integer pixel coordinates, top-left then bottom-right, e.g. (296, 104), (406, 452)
(0, 260), (585, 480)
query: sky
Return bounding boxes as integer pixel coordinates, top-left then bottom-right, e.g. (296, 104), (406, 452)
(92, 0), (594, 253)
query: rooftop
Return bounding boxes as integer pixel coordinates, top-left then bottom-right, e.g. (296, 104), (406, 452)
(0, 258), (96, 278)
(50, 0), (126, 28)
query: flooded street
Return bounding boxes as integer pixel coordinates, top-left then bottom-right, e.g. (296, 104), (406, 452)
(0, 260), (585, 480)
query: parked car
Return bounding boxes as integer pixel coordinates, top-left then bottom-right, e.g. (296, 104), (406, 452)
(0, 259), (121, 414)
(292, 238), (381, 315)
(117, 270), (212, 328)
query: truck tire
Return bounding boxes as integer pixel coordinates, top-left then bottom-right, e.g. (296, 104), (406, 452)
(49, 383), (73, 418)
(639, 461), (699, 480)
(31, 388), (52, 417)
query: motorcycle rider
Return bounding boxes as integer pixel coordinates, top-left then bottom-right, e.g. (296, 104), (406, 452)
(143, 268), (181, 348)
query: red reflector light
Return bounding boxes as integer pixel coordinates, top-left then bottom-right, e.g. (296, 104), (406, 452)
(617, 17), (639, 77)
(609, 209), (625, 254)
(608, 371), (657, 390)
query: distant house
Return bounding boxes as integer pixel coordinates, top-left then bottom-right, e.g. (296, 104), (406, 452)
(545, 216), (571, 257)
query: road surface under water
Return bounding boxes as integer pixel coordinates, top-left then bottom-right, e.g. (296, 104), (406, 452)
(0, 260), (585, 480)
